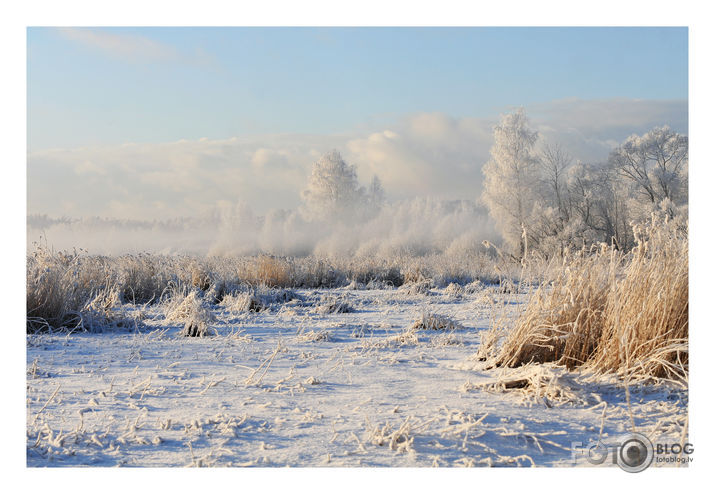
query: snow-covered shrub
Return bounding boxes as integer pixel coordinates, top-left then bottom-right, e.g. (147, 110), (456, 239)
(315, 295), (353, 314)
(444, 283), (464, 297)
(410, 311), (463, 331)
(182, 320), (212, 337)
(204, 280), (230, 305)
(400, 279), (433, 296)
(79, 285), (142, 332)
(220, 292), (265, 313)
(463, 280), (485, 294)
(163, 289), (216, 325)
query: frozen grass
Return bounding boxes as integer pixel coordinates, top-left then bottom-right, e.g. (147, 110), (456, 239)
(163, 288), (216, 326)
(315, 295), (354, 314)
(462, 364), (599, 408)
(26, 246), (509, 333)
(220, 292), (265, 313)
(444, 283), (464, 298)
(26, 246), (114, 333)
(485, 215), (688, 383)
(400, 279), (434, 296)
(410, 312), (464, 331)
(236, 255), (293, 288)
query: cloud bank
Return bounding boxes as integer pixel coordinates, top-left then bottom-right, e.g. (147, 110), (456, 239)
(27, 98), (687, 255)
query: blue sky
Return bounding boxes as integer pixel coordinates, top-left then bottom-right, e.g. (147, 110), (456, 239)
(27, 27), (687, 151)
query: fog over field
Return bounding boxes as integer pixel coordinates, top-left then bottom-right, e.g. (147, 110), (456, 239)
(28, 99), (686, 256)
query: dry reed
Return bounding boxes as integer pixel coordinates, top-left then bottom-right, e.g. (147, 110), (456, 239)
(489, 214), (688, 382)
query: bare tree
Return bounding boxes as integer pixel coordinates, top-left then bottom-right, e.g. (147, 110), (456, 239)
(567, 161), (633, 249)
(539, 143), (572, 224)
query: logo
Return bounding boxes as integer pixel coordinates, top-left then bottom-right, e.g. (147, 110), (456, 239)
(571, 434), (693, 472)
(615, 433), (653, 473)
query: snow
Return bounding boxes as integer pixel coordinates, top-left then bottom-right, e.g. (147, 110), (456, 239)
(26, 286), (687, 467)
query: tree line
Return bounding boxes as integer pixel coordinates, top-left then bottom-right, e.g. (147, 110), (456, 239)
(482, 109), (688, 258)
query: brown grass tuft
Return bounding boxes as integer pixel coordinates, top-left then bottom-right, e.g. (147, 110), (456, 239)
(489, 214), (688, 382)
(238, 255), (293, 288)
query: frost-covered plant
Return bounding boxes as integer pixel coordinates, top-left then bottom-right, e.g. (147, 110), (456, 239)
(385, 328), (420, 347)
(315, 295), (353, 314)
(182, 320), (212, 337)
(364, 417), (415, 453)
(463, 280), (485, 294)
(237, 255), (292, 288)
(163, 288), (216, 325)
(117, 254), (175, 304)
(444, 283), (464, 297)
(220, 291), (265, 313)
(26, 245), (111, 332)
(220, 286), (299, 314)
(486, 214), (688, 382)
(297, 330), (332, 342)
(400, 279), (433, 296)
(410, 312), (463, 331)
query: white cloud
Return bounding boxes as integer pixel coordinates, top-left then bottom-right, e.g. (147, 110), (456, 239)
(27, 99), (687, 221)
(57, 27), (177, 63)
(346, 114), (494, 200)
(529, 98), (688, 161)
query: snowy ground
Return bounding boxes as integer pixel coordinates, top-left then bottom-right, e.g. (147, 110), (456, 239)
(26, 285), (688, 467)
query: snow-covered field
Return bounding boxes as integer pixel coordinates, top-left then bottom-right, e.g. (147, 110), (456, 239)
(26, 285), (687, 467)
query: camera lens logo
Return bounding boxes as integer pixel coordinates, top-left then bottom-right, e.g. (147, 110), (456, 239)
(616, 433), (654, 473)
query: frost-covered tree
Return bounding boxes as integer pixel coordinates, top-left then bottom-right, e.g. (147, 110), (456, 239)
(301, 150), (383, 224)
(482, 109), (540, 258)
(484, 117), (688, 256)
(608, 126), (688, 210)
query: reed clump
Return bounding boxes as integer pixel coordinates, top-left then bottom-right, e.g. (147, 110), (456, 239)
(237, 255), (293, 288)
(489, 214), (688, 382)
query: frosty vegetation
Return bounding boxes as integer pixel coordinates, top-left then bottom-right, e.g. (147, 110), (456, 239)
(482, 110), (688, 258)
(26, 110), (688, 338)
(26, 110), (689, 467)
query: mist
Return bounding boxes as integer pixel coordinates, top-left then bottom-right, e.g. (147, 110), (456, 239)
(27, 196), (499, 259)
(26, 99), (687, 258)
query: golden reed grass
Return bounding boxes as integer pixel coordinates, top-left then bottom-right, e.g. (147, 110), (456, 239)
(237, 255), (293, 288)
(491, 214), (688, 382)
